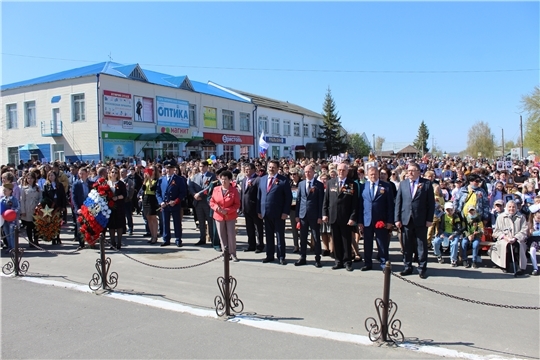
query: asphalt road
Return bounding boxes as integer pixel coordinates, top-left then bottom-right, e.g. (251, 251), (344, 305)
(1, 213), (539, 359)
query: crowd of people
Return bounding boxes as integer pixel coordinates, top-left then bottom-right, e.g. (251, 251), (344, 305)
(1, 153), (539, 278)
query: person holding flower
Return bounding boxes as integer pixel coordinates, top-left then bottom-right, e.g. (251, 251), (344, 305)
(107, 167), (127, 250)
(41, 170), (67, 245)
(210, 170), (241, 261)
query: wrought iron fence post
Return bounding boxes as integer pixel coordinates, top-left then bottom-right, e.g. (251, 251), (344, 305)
(88, 232), (118, 291)
(2, 226), (29, 276)
(364, 261), (404, 344)
(214, 246), (244, 317)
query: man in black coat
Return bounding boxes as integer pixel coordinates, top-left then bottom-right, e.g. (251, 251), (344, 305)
(240, 163), (264, 253)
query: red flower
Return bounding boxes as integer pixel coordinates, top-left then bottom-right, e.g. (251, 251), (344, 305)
(375, 221), (386, 229)
(108, 200), (115, 208)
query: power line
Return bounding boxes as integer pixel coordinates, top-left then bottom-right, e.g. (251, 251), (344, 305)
(2, 52), (539, 74)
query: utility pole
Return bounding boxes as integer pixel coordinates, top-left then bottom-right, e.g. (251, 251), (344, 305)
(520, 115), (524, 159)
(372, 134), (375, 154)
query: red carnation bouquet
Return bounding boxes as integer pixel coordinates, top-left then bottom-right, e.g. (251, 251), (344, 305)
(375, 221), (386, 229)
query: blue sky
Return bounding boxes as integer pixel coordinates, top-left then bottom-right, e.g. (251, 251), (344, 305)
(2, 1), (538, 153)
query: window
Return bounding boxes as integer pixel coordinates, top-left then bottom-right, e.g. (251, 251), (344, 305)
(311, 124), (318, 138)
(163, 142), (180, 156)
(283, 120), (291, 136)
(189, 104), (197, 127)
(25, 101), (36, 127)
(222, 109), (234, 130)
(223, 145), (234, 160)
(240, 145), (250, 158)
(293, 122), (300, 137)
(271, 118), (280, 135)
(303, 124), (309, 137)
(52, 144), (65, 162)
(6, 104), (17, 129)
(258, 115), (268, 134)
(72, 94), (85, 122)
(240, 112), (250, 131)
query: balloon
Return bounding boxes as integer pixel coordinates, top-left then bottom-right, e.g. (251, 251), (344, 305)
(207, 158), (213, 165)
(2, 209), (17, 222)
(210, 154), (217, 161)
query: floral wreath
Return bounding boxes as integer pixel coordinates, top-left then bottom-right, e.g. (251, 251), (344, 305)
(77, 177), (114, 245)
(34, 202), (63, 242)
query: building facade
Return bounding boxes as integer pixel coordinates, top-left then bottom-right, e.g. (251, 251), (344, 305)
(1, 62), (326, 164)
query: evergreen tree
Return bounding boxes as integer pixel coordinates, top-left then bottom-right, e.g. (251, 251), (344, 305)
(319, 87), (347, 155)
(412, 121), (430, 155)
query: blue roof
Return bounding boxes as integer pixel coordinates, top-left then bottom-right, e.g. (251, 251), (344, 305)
(1, 61), (250, 103)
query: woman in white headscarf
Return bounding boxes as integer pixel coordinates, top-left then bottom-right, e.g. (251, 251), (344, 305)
(491, 200), (529, 274)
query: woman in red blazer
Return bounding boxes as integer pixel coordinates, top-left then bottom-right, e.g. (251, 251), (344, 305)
(210, 170), (241, 261)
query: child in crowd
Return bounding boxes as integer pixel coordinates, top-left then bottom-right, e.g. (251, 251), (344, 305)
(463, 205), (484, 268)
(527, 204), (540, 276)
(1, 183), (20, 252)
(433, 202), (464, 266)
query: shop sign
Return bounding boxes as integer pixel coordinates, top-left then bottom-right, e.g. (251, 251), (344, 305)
(159, 126), (192, 139)
(203, 132), (253, 144)
(265, 136), (286, 144)
(122, 119), (133, 129)
(156, 96), (189, 128)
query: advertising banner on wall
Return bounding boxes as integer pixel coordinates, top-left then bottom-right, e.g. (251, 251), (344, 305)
(103, 139), (134, 159)
(103, 90), (133, 119)
(156, 96), (189, 128)
(133, 96), (154, 123)
(203, 107), (217, 128)
(203, 132), (253, 144)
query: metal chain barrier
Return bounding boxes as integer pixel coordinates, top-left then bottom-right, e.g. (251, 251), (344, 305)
(391, 271), (540, 310)
(17, 234), (81, 255)
(107, 243), (224, 270)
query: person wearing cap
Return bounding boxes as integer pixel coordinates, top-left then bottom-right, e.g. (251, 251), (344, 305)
(513, 166), (528, 191)
(433, 202), (464, 266)
(156, 160), (187, 247)
(188, 160), (218, 246)
(454, 173), (490, 227)
(491, 199), (505, 225)
(462, 206), (484, 268)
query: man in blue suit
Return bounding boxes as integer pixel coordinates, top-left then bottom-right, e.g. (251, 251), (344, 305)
(156, 160), (187, 247)
(257, 159), (292, 265)
(72, 167), (94, 250)
(294, 164), (325, 267)
(358, 166), (395, 271)
(395, 162), (435, 279)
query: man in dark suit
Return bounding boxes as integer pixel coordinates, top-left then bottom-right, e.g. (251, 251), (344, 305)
(295, 164), (325, 267)
(322, 163), (358, 271)
(257, 159), (292, 265)
(240, 163), (264, 253)
(358, 166), (395, 271)
(188, 160), (218, 246)
(72, 167), (94, 250)
(395, 162), (436, 279)
(156, 160), (187, 247)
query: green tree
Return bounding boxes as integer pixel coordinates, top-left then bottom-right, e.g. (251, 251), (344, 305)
(412, 121), (430, 155)
(319, 87), (348, 155)
(521, 86), (540, 154)
(348, 133), (371, 157)
(466, 121), (495, 158)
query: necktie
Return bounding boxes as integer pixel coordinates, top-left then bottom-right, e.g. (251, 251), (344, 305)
(267, 177), (273, 192)
(340, 180), (344, 188)
(410, 180), (415, 195)
(307, 180), (311, 192)
(371, 182), (376, 199)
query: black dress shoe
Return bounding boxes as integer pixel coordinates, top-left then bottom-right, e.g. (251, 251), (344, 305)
(332, 264), (344, 270)
(176, 242), (183, 247)
(295, 259), (307, 266)
(322, 250), (331, 257)
(262, 257), (275, 263)
(361, 265), (372, 271)
(400, 268), (413, 276)
(214, 247), (222, 252)
(346, 264), (353, 272)
(160, 242), (171, 247)
(419, 271), (427, 279)
(244, 248), (256, 252)
(315, 261), (322, 268)
(279, 259), (287, 265)
(292, 247), (299, 254)
(255, 249), (263, 253)
(194, 241), (206, 246)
